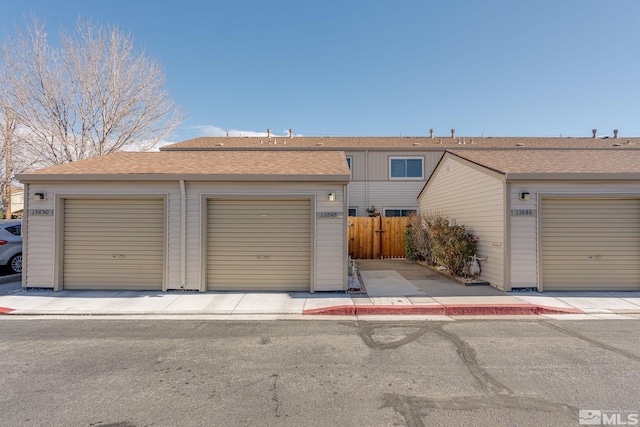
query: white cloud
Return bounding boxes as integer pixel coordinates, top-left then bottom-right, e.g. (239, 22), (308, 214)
(189, 125), (303, 138)
(190, 125), (269, 137)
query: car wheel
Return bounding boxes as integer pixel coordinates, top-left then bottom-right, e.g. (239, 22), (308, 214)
(8, 253), (22, 274)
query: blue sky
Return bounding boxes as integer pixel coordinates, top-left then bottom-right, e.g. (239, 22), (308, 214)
(2, 1), (640, 141)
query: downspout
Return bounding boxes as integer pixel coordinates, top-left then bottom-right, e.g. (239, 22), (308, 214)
(343, 183), (349, 290)
(23, 183), (28, 290)
(365, 149), (369, 209)
(179, 180), (187, 289)
(503, 181), (511, 291)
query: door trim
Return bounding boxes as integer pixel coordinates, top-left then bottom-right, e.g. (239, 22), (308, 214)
(199, 193), (316, 292)
(55, 194), (168, 291)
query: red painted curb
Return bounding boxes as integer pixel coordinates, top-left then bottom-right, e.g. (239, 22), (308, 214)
(303, 304), (584, 316)
(0, 307), (15, 315)
(354, 305), (445, 315)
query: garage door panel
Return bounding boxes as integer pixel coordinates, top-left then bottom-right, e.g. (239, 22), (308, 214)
(544, 259), (638, 266)
(542, 198), (640, 291)
(66, 234), (164, 241)
(208, 260), (310, 268)
(207, 199), (311, 291)
(208, 250), (310, 256)
(207, 232), (310, 239)
(543, 249), (639, 256)
(210, 270), (310, 278)
(65, 270), (163, 279)
(63, 198), (165, 290)
(64, 256), (164, 265)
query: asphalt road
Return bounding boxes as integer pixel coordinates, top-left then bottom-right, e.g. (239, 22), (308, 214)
(1, 319), (639, 427)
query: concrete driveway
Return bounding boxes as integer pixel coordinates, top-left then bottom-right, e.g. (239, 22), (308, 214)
(355, 259), (508, 297)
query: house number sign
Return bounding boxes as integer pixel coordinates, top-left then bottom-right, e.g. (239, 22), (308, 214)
(29, 209), (54, 216)
(317, 212), (342, 219)
(511, 209), (536, 216)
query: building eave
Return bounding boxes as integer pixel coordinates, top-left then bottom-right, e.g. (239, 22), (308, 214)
(504, 172), (640, 181)
(17, 173), (351, 183)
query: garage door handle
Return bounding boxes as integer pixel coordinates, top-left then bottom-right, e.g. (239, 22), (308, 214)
(256, 255), (271, 260)
(111, 255), (126, 259)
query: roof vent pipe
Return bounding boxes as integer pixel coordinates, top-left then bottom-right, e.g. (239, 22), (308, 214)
(451, 128), (456, 138)
(613, 129), (619, 139)
(429, 128), (434, 138)
(289, 128), (293, 138)
(267, 128), (271, 138)
(592, 129), (597, 138)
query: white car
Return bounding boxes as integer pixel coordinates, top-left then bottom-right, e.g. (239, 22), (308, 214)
(0, 219), (21, 274)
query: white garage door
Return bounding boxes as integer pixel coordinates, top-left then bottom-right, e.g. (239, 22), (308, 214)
(63, 198), (165, 290)
(541, 198), (640, 291)
(207, 199), (311, 291)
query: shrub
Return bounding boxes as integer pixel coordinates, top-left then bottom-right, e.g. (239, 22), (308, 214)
(405, 214), (478, 276)
(404, 228), (415, 261)
(404, 214), (431, 262)
(427, 217), (478, 276)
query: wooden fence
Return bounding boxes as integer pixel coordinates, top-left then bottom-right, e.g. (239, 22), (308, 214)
(348, 216), (410, 259)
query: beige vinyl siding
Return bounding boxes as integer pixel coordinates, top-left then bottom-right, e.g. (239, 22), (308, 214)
(419, 157), (505, 289)
(341, 150), (445, 216)
(207, 199), (311, 291)
(344, 151), (367, 181)
(315, 216), (344, 290)
(368, 182), (424, 214)
(509, 215), (538, 288)
(345, 181), (423, 216)
(23, 185), (57, 287)
(346, 182), (366, 214)
(24, 214), (56, 288)
(509, 182), (640, 290)
(366, 151), (444, 181)
(63, 198), (165, 290)
(541, 198), (640, 291)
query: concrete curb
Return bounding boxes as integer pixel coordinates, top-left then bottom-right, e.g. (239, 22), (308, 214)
(0, 304), (585, 316)
(303, 304), (584, 316)
(0, 274), (20, 285)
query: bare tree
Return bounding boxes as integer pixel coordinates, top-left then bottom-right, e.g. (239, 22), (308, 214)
(0, 104), (40, 217)
(2, 106), (14, 218)
(0, 18), (183, 167)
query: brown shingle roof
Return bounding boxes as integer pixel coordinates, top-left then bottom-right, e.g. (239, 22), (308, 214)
(17, 151), (350, 182)
(161, 136), (640, 151)
(448, 149), (640, 177)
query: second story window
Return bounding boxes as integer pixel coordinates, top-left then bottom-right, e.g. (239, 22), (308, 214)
(389, 157), (423, 179)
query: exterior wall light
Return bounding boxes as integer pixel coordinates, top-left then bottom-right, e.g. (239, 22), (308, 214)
(519, 192), (530, 201)
(34, 192), (46, 200)
(327, 192), (336, 202)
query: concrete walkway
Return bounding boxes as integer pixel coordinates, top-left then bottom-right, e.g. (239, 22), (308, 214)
(1, 260), (639, 319)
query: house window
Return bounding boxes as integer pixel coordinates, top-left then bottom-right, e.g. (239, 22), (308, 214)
(348, 207), (358, 216)
(346, 156), (352, 179)
(384, 208), (416, 217)
(389, 157), (423, 179)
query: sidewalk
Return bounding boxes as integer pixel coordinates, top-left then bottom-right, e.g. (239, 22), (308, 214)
(1, 263), (640, 319)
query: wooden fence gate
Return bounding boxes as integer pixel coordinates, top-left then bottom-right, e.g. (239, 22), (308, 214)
(348, 216), (410, 259)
